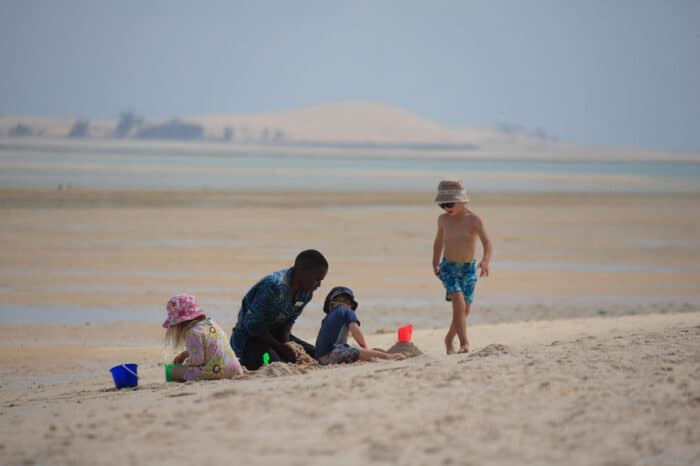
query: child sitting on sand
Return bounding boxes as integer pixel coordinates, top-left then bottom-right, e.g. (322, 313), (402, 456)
(163, 294), (242, 382)
(433, 179), (493, 354)
(315, 286), (404, 364)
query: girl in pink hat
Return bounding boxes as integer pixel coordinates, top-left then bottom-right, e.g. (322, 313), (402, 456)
(163, 294), (242, 382)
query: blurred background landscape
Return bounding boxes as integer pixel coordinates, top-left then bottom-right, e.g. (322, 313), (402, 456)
(1, 0), (699, 329)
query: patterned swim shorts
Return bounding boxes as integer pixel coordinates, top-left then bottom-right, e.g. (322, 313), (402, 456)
(318, 343), (360, 365)
(438, 259), (478, 303)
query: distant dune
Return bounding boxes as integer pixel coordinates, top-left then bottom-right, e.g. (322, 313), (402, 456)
(1, 101), (698, 161)
(191, 101), (479, 144)
(0, 102), (543, 146)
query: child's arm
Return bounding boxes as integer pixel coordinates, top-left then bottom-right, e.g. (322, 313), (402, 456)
(256, 331), (296, 362)
(184, 331), (205, 366)
(173, 350), (188, 364)
(432, 216), (444, 276)
(476, 214), (493, 277)
(279, 324), (292, 344)
(348, 322), (368, 349)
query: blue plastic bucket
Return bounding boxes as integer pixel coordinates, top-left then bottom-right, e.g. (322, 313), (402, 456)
(110, 363), (138, 389)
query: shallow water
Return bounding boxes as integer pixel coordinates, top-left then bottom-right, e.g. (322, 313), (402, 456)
(2, 146), (699, 193)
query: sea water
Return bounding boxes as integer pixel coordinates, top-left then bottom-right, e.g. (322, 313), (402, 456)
(1, 144), (699, 193)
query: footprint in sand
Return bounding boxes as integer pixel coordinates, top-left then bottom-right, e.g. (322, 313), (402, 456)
(166, 392), (196, 398)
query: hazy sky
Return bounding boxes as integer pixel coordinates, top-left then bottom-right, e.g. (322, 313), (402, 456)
(1, 1), (698, 151)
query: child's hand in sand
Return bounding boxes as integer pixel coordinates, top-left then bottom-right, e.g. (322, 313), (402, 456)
(390, 353), (406, 360)
(276, 344), (297, 363)
(173, 351), (188, 364)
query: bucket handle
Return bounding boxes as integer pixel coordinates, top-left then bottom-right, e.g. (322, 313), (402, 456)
(121, 364), (138, 379)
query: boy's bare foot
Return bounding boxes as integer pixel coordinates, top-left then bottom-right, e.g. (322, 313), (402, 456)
(445, 335), (456, 355)
(458, 343), (470, 353)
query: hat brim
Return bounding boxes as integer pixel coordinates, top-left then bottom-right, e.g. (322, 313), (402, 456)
(434, 194), (468, 203)
(162, 311), (205, 328)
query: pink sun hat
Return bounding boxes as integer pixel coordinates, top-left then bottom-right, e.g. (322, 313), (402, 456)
(163, 294), (205, 328)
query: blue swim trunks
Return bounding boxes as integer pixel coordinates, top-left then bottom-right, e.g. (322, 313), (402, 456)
(438, 259), (478, 303)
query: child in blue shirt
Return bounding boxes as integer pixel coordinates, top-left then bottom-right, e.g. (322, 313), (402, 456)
(315, 286), (404, 365)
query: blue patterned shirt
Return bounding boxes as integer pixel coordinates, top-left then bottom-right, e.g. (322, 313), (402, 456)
(230, 268), (313, 355)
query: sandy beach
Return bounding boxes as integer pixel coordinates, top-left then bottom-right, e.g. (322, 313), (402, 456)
(1, 314), (699, 466)
(1, 188), (700, 465)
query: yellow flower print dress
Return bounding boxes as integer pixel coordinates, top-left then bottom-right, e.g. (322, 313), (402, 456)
(184, 318), (242, 381)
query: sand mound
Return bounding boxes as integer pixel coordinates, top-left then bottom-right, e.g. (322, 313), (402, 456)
(254, 362), (308, 377)
(286, 341), (319, 367)
(469, 343), (512, 358)
(386, 341), (424, 358)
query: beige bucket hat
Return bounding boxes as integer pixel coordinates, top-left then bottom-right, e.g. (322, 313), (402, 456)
(434, 179), (469, 204)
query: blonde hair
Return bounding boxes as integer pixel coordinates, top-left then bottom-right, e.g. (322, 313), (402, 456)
(164, 316), (205, 349)
(329, 294), (354, 310)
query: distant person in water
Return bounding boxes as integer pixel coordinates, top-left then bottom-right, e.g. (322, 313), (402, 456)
(230, 250), (328, 370)
(432, 179), (493, 354)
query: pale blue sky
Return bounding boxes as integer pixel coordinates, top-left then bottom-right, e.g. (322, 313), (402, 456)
(1, 0), (698, 151)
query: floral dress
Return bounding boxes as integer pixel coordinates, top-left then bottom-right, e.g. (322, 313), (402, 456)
(184, 318), (242, 381)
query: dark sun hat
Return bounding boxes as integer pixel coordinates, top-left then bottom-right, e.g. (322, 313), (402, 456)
(323, 286), (359, 313)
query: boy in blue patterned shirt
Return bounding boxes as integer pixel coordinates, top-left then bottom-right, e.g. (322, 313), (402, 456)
(432, 179), (493, 354)
(231, 249), (328, 370)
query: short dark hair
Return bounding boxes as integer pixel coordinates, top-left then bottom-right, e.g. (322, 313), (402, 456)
(294, 249), (328, 271)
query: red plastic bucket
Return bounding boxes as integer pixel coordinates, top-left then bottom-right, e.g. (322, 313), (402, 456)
(397, 324), (413, 342)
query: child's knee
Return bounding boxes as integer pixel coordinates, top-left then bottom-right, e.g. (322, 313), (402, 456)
(449, 292), (467, 308)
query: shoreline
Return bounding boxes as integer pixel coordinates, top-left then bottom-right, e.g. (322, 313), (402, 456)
(2, 188), (699, 209)
(2, 188), (699, 329)
(3, 136), (700, 162)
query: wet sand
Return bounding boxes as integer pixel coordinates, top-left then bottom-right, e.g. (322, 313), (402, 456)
(1, 189), (699, 329)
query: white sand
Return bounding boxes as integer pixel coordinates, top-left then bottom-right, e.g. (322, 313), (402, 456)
(1, 312), (699, 466)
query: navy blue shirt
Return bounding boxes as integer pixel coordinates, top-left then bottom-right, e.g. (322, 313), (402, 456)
(230, 268), (313, 355)
(314, 304), (361, 358)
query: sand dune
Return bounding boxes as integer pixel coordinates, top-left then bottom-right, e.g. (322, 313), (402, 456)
(191, 101), (473, 143)
(3, 102), (699, 161)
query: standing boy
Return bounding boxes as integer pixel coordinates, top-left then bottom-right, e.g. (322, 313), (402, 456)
(432, 179), (493, 354)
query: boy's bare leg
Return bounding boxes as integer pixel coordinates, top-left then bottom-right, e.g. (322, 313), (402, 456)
(446, 291), (468, 354)
(444, 321), (457, 354)
(358, 348), (404, 361)
(459, 302), (472, 353)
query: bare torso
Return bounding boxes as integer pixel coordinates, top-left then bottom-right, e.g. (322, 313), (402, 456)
(440, 210), (480, 262)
